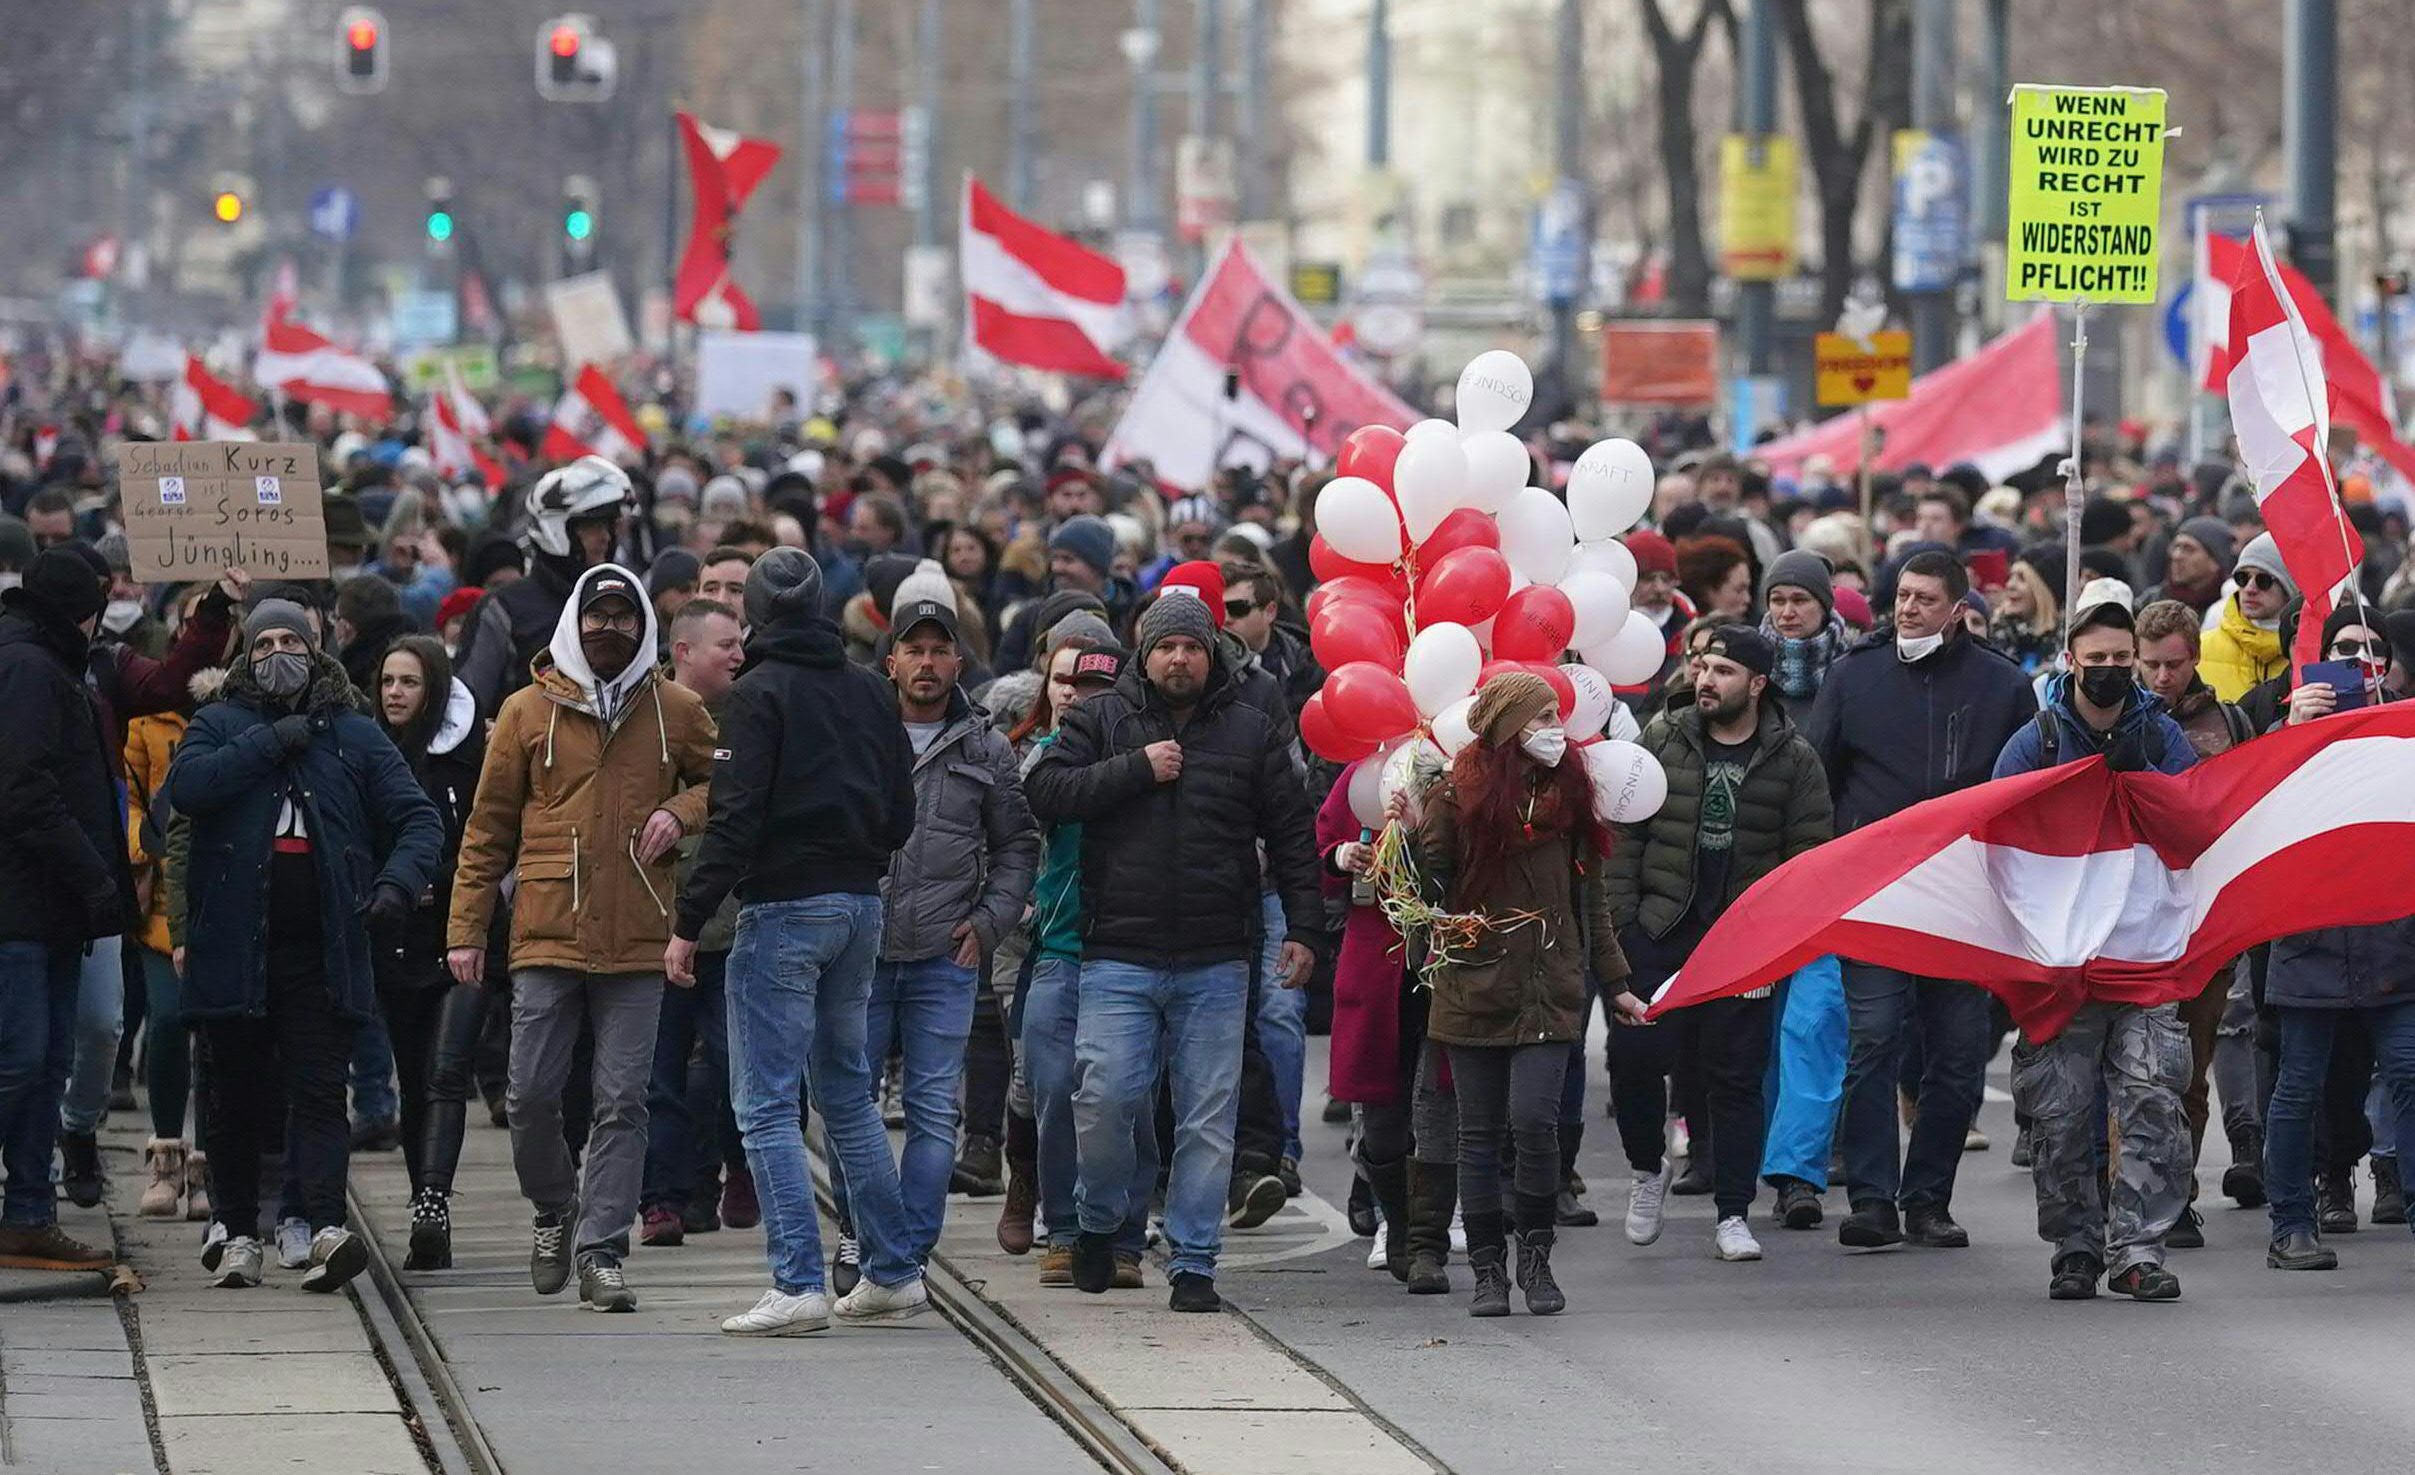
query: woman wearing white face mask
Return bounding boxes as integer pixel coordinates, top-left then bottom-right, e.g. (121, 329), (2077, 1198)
(1399, 672), (1641, 1320)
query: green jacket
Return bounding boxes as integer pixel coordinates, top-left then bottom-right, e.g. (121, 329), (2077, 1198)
(1025, 731), (1085, 961)
(1606, 696), (1834, 943)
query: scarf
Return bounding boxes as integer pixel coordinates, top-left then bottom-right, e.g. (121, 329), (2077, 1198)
(1762, 610), (1847, 702)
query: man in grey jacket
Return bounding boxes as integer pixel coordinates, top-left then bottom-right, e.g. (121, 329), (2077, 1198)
(834, 598), (1039, 1266)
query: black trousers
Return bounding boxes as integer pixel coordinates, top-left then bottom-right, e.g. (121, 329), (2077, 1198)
(203, 955), (358, 1235)
(963, 986), (1011, 1143)
(379, 976), (492, 1198)
(1610, 994), (1774, 1220)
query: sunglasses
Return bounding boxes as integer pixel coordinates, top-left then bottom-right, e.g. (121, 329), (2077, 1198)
(2237, 570), (2285, 592)
(1224, 599), (1260, 619)
(2331, 638), (2388, 661)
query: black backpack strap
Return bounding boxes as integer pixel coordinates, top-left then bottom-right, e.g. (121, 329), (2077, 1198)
(2034, 708), (2058, 766)
(2221, 702), (2254, 748)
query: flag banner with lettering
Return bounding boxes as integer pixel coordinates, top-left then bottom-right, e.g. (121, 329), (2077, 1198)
(172, 355), (258, 442)
(1752, 312), (2064, 482)
(2006, 84), (2168, 304)
(1649, 703), (2415, 1043)
(1104, 237), (1415, 490)
(254, 301), (393, 421)
(118, 441), (327, 580)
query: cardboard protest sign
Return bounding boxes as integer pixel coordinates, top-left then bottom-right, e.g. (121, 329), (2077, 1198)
(118, 440), (328, 580)
(1815, 331), (1914, 406)
(2006, 84), (2168, 303)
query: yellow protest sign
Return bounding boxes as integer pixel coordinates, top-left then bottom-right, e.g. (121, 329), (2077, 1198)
(1815, 331), (1913, 406)
(1719, 134), (1797, 282)
(2005, 84), (2168, 303)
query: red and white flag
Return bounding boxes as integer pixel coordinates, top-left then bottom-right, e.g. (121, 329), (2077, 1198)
(427, 365), (505, 485)
(541, 364), (647, 464)
(2223, 219), (2365, 672)
(1104, 237), (1416, 489)
(962, 176), (1128, 379)
(2197, 230), (2415, 485)
(254, 300), (393, 421)
(674, 111), (782, 331)
(171, 354), (258, 441)
(1648, 703), (2415, 1042)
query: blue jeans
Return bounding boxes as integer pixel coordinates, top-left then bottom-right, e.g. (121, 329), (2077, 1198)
(1840, 964), (1988, 1211)
(1074, 958), (1248, 1281)
(1024, 954), (1154, 1252)
(58, 934), (123, 1136)
(350, 1006), (399, 1127)
(1254, 891), (1305, 1160)
(725, 895), (915, 1295)
(1762, 954), (1847, 1189)
(2267, 1002), (2415, 1239)
(643, 951), (730, 1210)
(841, 955), (978, 1262)
(0, 941), (81, 1226)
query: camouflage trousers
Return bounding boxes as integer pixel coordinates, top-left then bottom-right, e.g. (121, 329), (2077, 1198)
(2010, 1001), (2191, 1273)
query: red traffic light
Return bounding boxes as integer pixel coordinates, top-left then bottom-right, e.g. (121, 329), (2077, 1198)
(549, 25), (580, 57)
(347, 17), (379, 48)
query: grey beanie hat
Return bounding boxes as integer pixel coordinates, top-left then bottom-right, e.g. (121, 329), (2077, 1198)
(242, 597), (320, 651)
(2175, 515), (2236, 573)
(743, 547), (825, 629)
(1761, 548), (1834, 615)
(1135, 588), (1217, 659)
(1049, 515), (1116, 579)
(2235, 532), (2298, 597)
(1042, 609), (1117, 657)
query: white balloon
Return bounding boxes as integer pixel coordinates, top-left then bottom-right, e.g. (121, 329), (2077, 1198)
(1560, 663), (1614, 741)
(1567, 438), (1656, 542)
(1585, 613), (1667, 685)
(1495, 486), (1575, 585)
(1585, 740), (1668, 823)
(1557, 570), (1632, 649)
(1392, 434), (1469, 542)
(1433, 695), (1478, 757)
(1458, 430), (1531, 515)
(1346, 750), (1389, 829)
(1314, 475), (1405, 564)
(1404, 417), (1460, 446)
(1454, 350), (1534, 435)
(1403, 623), (1482, 717)
(1568, 537), (1639, 591)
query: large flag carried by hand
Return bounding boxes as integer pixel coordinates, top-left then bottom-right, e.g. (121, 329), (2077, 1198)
(427, 364), (505, 486)
(962, 176), (1129, 379)
(674, 111), (782, 331)
(172, 354), (257, 441)
(1647, 704), (2415, 1042)
(2223, 218), (2365, 672)
(542, 364), (647, 463)
(255, 300), (393, 421)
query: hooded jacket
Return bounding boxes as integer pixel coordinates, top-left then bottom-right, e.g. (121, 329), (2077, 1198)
(165, 646), (443, 1022)
(2198, 595), (2286, 704)
(376, 677), (484, 991)
(674, 610), (916, 939)
(879, 687), (1040, 962)
(451, 565), (718, 974)
(1800, 625), (2037, 833)
(1990, 672), (2196, 778)
(0, 607), (125, 945)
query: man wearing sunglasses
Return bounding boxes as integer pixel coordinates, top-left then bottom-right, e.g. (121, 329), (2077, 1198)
(1220, 563), (1317, 717)
(2199, 533), (2297, 702)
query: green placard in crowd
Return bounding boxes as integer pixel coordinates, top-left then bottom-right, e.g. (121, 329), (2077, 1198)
(2005, 83), (2168, 304)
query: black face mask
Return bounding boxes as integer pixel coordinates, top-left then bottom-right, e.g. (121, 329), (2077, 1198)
(581, 628), (639, 680)
(2077, 665), (2133, 711)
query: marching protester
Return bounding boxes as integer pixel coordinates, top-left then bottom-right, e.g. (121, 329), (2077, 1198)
(455, 458), (631, 718)
(2197, 532), (2296, 703)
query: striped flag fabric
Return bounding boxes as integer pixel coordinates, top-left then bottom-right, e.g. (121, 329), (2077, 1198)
(427, 366), (505, 486)
(1647, 703), (2415, 1042)
(253, 300), (393, 421)
(171, 354), (258, 441)
(2223, 218), (2365, 672)
(962, 176), (1128, 380)
(541, 364), (647, 464)
(674, 111), (783, 331)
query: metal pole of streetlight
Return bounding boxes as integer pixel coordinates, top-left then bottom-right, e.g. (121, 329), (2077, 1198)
(1240, 0), (1270, 223)
(1549, 0), (1588, 399)
(831, 0), (856, 342)
(798, 0), (826, 334)
(1908, 0), (1958, 372)
(1008, 0), (1036, 210)
(914, 0), (941, 248)
(1972, 0), (2009, 335)
(1738, 0), (1777, 376)
(1366, 0), (1390, 169)
(1193, 0), (1223, 139)
(2285, 0), (2338, 305)
(1127, 0), (1162, 231)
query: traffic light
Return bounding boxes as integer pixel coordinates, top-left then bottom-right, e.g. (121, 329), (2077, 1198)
(424, 177), (455, 248)
(336, 6), (388, 94)
(535, 15), (616, 102)
(547, 21), (581, 86)
(212, 190), (245, 225)
(562, 175), (597, 270)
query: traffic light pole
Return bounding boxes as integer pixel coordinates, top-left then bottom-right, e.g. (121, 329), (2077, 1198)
(1737, 0), (1777, 377)
(2285, 0), (2338, 305)
(1908, 0), (1957, 373)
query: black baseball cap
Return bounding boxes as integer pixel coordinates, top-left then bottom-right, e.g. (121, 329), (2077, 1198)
(1700, 624), (1774, 678)
(579, 569), (641, 616)
(1070, 646), (1126, 688)
(891, 597), (961, 646)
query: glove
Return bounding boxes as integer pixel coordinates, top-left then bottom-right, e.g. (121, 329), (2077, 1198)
(364, 881), (413, 930)
(271, 714), (314, 753)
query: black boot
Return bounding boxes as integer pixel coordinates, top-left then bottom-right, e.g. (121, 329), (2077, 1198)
(1555, 1123), (1598, 1227)
(406, 1188), (452, 1271)
(59, 1131), (104, 1208)
(1514, 1192), (1565, 1315)
(2318, 1168), (2360, 1235)
(1361, 1156), (1412, 1284)
(2372, 1155), (2407, 1226)
(1403, 1160), (1456, 1295)
(1463, 1210), (1509, 1317)
(2223, 1128), (2267, 1208)
(1346, 1171), (1380, 1238)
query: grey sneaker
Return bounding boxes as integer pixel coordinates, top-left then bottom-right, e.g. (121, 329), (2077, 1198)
(300, 1227), (368, 1293)
(274, 1217), (313, 1270)
(210, 1235), (264, 1289)
(530, 1210), (575, 1296)
(578, 1254), (636, 1313)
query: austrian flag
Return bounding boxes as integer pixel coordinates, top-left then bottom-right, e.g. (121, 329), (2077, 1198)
(675, 111), (782, 331)
(962, 176), (1129, 379)
(1648, 705), (2415, 1042)
(542, 364), (647, 464)
(172, 354), (258, 441)
(254, 301), (393, 422)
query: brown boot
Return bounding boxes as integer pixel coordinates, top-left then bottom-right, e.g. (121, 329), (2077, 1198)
(185, 1150), (212, 1222)
(138, 1139), (186, 1218)
(0, 1222), (114, 1270)
(996, 1162), (1039, 1255)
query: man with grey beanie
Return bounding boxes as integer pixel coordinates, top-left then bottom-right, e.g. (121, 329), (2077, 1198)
(671, 548), (926, 1336)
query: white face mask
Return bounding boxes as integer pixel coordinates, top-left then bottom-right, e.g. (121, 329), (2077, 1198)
(1896, 630), (1945, 663)
(1520, 725), (1568, 767)
(101, 598), (144, 634)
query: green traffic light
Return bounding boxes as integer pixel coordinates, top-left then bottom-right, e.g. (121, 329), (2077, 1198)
(565, 208), (594, 242)
(426, 209), (455, 243)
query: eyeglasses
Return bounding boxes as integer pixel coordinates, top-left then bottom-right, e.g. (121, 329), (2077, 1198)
(2331, 638), (2388, 661)
(1224, 600), (1259, 619)
(580, 609), (641, 633)
(2237, 570), (2285, 592)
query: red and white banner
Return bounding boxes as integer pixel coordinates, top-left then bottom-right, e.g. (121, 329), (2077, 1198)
(674, 111), (782, 331)
(962, 176), (1128, 379)
(1753, 311), (2065, 483)
(2224, 220), (2365, 672)
(171, 354), (258, 441)
(1104, 237), (1416, 489)
(2197, 230), (2415, 485)
(254, 301), (393, 421)
(541, 364), (647, 464)
(427, 364), (505, 485)
(1647, 703), (2415, 1042)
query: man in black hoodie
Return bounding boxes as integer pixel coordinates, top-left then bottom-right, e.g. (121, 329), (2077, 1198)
(670, 548), (926, 1338)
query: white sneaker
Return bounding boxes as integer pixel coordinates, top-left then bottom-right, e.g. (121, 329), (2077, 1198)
(835, 1275), (929, 1324)
(1448, 1206), (1467, 1255)
(300, 1227), (368, 1293)
(1366, 1235), (1389, 1270)
(208, 1235), (264, 1288)
(1714, 1216), (1763, 1261)
(723, 1288), (832, 1336)
(1626, 1160), (1674, 1246)
(274, 1217), (312, 1269)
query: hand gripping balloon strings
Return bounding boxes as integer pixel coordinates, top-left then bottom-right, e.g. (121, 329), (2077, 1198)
(1366, 821), (1549, 989)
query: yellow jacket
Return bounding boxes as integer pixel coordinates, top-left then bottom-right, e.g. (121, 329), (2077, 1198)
(124, 711), (187, 956)
(2198, 596), (2286, 703)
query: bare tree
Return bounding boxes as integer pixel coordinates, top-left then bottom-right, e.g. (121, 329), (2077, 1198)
(1638, 0), (1736, 317)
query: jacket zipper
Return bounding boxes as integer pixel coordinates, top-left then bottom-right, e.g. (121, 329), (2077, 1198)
(571, 824), (582, 914)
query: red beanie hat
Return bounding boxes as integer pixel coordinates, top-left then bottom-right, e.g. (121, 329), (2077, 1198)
(436, 585), (485, 631)
(1832, 585), (1874, 631)
(1622, 529), (1677, 578)
(1157, 560), (1227, 628)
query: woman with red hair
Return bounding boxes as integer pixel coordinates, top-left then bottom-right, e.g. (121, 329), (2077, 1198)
(1402, 672), (1643, 1318)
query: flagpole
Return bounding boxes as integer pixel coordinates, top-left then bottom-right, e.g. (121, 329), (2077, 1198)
(2254, 209), (2369, 620)
(2060, 299), (2088, 648)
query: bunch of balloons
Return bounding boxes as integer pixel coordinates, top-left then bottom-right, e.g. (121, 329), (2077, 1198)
(1301, 349), (1670, 829)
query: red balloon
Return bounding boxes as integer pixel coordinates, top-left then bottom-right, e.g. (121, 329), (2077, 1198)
(1413, 546), (1512, 629)
(1300, 690), (1379, 762)
(1476, 658), (1527, 691)
(1337, 425), (1407, 490)
(1310, 599), (1407, 673)
(1305, 574), (1403, 628)
(1526, 662), (1577, 720)
(1310, 533), (1407, 590)
(1491, 585), (1577, 662)
(1415, 507), (1501, 565)
(1324, 662), (1421, 744)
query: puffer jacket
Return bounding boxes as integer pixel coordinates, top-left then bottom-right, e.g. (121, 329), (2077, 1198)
(1990, 673), (2195, 778)
(880, 689), (1040, 962)
(2198, 595), (2286, 703)
(451, 568), (718, 975)
(2267, 917), (2415, 1011)
(1606, 697), (1833, 943)
(1025, 643), (1322, 967)
(672, 690), (742, 955)
(124, 707), (190, 955)
(1800, 626), (2036, 833)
